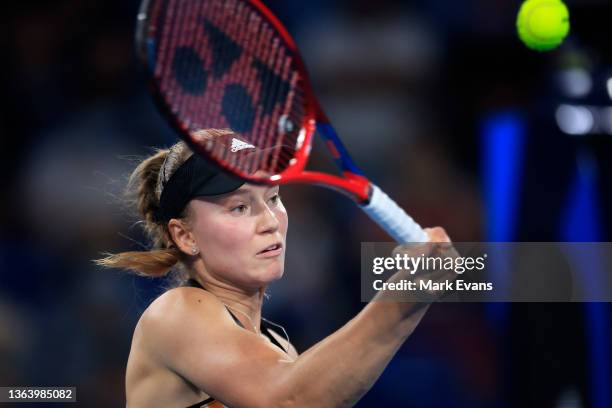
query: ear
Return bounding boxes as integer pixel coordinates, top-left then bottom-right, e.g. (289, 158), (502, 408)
(167, 218), (197, 256)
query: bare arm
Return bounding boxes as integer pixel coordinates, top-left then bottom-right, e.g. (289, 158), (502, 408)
(279, 296), (431, 407)
(148, 227), (451, 408)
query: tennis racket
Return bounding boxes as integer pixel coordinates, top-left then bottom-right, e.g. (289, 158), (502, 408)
(135, 0), (428, 243)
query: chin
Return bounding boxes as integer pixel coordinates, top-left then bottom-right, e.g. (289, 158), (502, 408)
(265, 265), (285, 282)
(256, 261), (285, 284)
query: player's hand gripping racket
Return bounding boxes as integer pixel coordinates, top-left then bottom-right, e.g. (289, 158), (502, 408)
(136, 0), (428, 243)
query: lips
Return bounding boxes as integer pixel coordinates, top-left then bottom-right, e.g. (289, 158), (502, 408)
(256, 242), (283, 258)
(257, 242), (282, 254)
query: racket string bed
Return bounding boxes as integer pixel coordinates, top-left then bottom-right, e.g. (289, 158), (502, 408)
(139, 0), (428, 242)
(153, 0), (304, 176)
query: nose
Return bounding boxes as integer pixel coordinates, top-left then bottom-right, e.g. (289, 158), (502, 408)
(257, 204), (280, 234)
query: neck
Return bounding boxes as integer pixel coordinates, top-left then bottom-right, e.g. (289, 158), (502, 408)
(192, 275), (266, 333)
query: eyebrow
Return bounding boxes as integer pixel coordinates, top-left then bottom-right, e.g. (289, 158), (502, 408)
(219, 185), (279, 200)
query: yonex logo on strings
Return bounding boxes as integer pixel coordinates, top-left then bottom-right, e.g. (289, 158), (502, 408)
(170, 18), (291, 134)
(230, 138), (256, 152)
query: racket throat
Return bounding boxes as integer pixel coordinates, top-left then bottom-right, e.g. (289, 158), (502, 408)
(316, 123), (364, 177)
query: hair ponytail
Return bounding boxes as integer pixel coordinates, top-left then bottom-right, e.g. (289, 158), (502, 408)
(95, 248), (181, 277)
(95, 143), (193, 279)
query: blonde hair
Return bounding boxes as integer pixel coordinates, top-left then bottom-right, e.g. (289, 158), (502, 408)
(95, 129), (234, 280)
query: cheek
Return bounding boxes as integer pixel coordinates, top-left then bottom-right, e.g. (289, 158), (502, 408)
(276, 205), (289, 236)
(194, 216), (254, 257)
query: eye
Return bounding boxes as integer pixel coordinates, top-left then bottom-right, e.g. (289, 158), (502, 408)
(269, 194), (281, 205)
(230, 204), (248, 214)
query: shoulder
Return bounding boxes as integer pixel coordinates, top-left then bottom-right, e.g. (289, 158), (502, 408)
(139, 285), (225, 331)
(143, 285), (222, 322)
(127, 287), (228, 406)
(136, 286), (227, 359)
(131, 287), (294, 406)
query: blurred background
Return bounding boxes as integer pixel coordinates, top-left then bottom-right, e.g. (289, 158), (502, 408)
(2, 0), (612, 406)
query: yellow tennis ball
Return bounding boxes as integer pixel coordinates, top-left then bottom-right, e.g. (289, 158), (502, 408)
(517, 0), (570, 51)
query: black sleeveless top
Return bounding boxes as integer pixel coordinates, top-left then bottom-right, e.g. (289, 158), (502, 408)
(184, 279), (289, 408)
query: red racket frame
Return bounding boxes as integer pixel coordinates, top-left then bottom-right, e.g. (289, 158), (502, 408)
(140, 0), (372, 202)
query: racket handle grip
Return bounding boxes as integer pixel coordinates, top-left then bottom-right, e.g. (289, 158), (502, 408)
(361, 184), (428, 243)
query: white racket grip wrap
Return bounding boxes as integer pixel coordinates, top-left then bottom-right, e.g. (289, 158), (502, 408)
(361, 184), (428, 243)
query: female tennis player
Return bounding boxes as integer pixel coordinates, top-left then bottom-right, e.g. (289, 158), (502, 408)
(97, 128), (454, 408)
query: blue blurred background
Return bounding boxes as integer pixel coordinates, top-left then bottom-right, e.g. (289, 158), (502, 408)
(2, 0), (612, 406)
